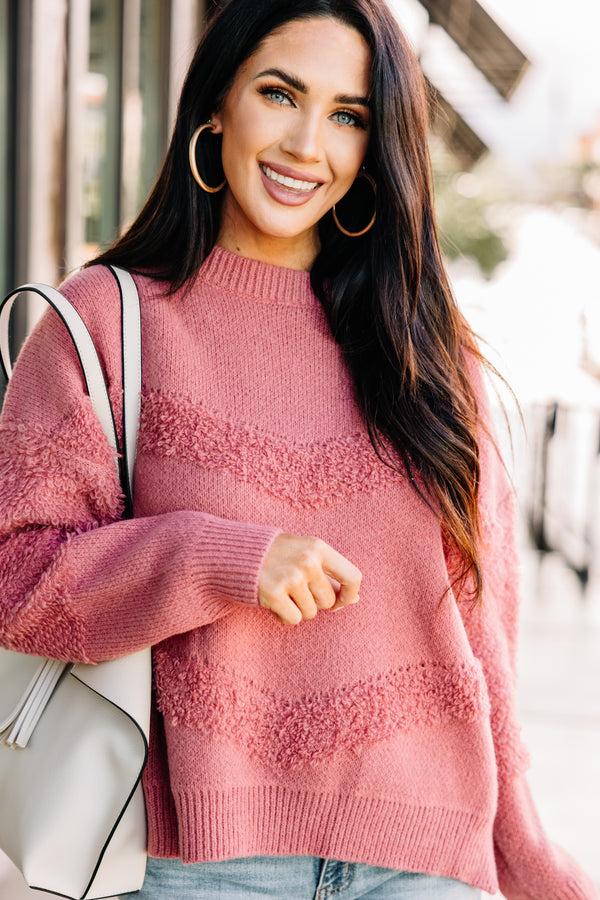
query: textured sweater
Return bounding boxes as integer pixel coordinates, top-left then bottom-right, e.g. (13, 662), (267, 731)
(0, 248), (596, 899)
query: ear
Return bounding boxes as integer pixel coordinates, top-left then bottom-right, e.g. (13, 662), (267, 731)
(210, 113), (223, 135)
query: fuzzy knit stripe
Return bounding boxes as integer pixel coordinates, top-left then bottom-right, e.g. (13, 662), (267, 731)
(138, 388), (400, 509)
(0, 531), (88, 660)
(0, 403), (123, 533)
(153, 654), (489, 768)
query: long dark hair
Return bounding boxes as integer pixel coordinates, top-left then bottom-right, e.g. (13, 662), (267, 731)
(93, 0), (486, 602)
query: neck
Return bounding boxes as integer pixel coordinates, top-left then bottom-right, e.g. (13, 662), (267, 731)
(216, 219), (320, 273)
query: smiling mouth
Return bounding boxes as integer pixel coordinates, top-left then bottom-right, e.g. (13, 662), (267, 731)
(260, 164), (321, 193)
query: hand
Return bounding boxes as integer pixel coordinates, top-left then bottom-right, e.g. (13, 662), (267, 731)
(258, 533), (362, 625)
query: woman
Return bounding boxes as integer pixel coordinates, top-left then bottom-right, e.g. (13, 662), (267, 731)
(0, 1), (596, 898)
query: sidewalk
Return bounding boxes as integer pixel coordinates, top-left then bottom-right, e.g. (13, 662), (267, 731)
(1, 547), (598, 899)
(513, 546), (600, 889)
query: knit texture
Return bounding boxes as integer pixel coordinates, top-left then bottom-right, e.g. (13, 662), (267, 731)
(0, 248), (596, 899)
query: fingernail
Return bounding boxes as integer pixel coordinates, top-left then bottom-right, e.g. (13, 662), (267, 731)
(332, 595), (360, 611)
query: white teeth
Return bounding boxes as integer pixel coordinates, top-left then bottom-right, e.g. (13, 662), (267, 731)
(262, 165), (319, 192)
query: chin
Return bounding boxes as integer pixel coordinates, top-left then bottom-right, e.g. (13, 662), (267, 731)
(254, 216), (321, 241)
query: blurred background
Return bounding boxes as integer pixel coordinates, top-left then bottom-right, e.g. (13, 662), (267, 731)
(0, 0), (599, 896)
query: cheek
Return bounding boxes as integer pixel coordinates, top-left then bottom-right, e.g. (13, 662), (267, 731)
(220, 108), (273, 178)
(329, 129), (370, 177)
(221, 127), (252, 178)
(330, 144), (370, 196)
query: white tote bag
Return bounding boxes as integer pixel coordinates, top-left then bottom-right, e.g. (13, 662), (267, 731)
(0, 266), (151, 900)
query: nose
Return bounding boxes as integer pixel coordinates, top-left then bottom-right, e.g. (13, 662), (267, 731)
(280, 112), (323, 163)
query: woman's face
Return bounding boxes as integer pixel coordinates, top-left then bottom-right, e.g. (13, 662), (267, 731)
(211, 16), (372, 269)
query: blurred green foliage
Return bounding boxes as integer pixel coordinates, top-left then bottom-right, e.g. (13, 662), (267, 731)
(431, 141), (510, 279)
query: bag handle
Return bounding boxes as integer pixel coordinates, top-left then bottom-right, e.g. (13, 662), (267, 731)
(0, 266), (142, 749)
(110, 265), (142, 516)
(0, 265), (141, 514)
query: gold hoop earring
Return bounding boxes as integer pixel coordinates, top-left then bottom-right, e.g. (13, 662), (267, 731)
(332, 171), (377, 237)
(189, 123), (226, 193)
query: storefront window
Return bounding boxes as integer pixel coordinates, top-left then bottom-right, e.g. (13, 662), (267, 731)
(0, 0), (9, 300)
(82, 0), (169, 254)
(0, 0), (10, 398)
(138, 0), (169, 208)
(83, 0), (123, 252)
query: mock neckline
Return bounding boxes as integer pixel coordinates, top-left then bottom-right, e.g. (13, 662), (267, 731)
(198, 245), (316, 306)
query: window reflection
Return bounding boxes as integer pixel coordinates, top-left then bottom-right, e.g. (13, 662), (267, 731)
(84, 0), (122, 253)
(139, 0), (168, 208)
(81, 0), (168, 257)
(0, 0), (9, 298)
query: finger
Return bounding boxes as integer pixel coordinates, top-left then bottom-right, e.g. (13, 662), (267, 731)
(331, 588), (360, 608)
(258, 591), (303, 626)
(307, 575), (337, 610)
(321, 547), (362, 606)
(325, 575), (350, 610)
(331, 594), (361, 611)
(289, 582), (319, 619)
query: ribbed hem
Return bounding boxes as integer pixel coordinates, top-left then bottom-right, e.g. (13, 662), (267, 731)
(144, 781), (179, 858)
(197, 517), (281, 606)
(198, 246), (315, 306)
(146, 786), (497, 893)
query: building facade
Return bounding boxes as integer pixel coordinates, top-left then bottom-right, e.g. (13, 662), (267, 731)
(0, 0), (207, 390)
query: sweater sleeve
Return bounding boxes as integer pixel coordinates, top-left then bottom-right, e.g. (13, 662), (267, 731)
(456, 371), (597, 900)
(0, 268), (280, 664)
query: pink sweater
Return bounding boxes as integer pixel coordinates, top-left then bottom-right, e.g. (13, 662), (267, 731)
(0, 248), (596, 899)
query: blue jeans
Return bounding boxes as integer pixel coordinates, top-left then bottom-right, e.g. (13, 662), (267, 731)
(125, 855), (481, 899)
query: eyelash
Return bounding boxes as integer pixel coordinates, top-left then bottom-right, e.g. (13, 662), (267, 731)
(257, 85), (368, 130)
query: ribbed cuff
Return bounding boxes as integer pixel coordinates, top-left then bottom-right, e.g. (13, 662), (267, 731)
(565, 874), (600, 900)
(196, 516), (281, 607)
(498, 867), (599, 900)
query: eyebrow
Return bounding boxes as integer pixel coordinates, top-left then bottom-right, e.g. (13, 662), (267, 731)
(255, 67), (371, 107)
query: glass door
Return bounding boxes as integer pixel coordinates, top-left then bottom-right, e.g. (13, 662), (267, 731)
(0, 0), (11, 399)
(83, 0), (123, 254)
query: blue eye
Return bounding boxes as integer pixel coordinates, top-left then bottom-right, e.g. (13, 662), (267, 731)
(334, 111), (356, 126)
(259, 86), (293, 105)
(333, 110), (367, 129)
(269, 90), (288, 103)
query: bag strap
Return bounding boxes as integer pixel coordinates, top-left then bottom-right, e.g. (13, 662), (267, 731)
(111, 265), (142, 517)
(0, 266), (142, 749)
(0, 265), (141, 514)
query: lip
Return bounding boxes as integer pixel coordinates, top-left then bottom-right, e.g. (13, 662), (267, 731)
(261, 161), (325, 184)
(259, 161), (325, 207)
